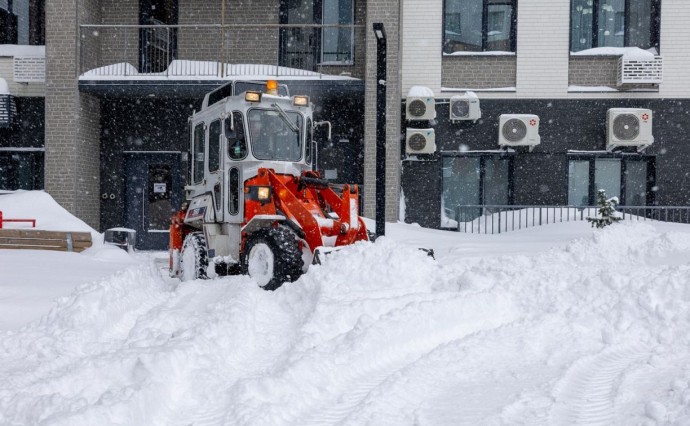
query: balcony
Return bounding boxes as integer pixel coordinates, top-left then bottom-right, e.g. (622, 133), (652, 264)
(78, 23), (365, 81)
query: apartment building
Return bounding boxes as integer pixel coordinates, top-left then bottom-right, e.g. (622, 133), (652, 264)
(400, 0), (690, 229)
(0, 0), (45, 192)
(12, 0), (404, 250)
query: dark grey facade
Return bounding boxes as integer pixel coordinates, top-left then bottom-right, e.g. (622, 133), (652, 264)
(402, 98), (690, 229)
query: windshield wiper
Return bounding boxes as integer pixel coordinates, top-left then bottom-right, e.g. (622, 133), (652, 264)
(271, 103), (299, 133)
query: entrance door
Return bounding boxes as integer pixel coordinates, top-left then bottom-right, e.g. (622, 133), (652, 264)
(124, 152), (183, 250)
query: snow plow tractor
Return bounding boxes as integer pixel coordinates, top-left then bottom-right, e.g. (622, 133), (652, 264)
(170, 80), (369, 289)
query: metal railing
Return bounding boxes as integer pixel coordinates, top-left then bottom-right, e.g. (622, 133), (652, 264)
(454, 205), (690, 234)
(79, 23), (363, 79)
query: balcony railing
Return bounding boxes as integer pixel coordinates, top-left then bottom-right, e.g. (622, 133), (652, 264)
(79, 23), (364, 79)
(453, 205), (690, 234)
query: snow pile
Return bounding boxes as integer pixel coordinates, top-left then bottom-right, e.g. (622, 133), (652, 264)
(1, 219), (690, 425)
(0, 190), (101, 243)
(571, 46), (657, 59)
(0, 191), (138, 330)
(407, 85), (435, 98)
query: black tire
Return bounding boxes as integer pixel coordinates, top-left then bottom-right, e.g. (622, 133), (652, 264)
(180, 232), (208, 281)
(243, 226), (303, 291)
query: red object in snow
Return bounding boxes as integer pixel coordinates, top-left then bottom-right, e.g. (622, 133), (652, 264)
(0, 211), (36, 229)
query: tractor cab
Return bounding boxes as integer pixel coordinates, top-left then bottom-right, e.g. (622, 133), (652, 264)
(170, 80), (368, 289)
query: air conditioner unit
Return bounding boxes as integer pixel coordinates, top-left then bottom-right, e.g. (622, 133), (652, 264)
(607, 108), (653, 151)
(406, 96), (436, 120)
(450, 93), (481, 121)
(498, 114), (540, 151)
(406, 128), (436, 154)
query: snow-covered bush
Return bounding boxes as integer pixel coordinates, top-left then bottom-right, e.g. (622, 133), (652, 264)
(587, 189), (622, 228)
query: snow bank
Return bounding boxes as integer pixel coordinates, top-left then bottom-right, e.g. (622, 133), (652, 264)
(0, 190), (101, 244)
(1, 220), (690, 425)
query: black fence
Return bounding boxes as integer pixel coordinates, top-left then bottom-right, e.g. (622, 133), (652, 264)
(454, 205), (690, 234)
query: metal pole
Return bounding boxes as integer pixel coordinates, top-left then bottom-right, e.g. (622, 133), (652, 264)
(373, 23), (386, 239)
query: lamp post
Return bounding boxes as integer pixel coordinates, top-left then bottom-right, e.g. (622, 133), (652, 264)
(373, 22), (386, 239)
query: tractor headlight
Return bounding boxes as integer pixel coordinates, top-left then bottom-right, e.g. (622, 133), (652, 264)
(257, 186), (271, 201)
(293, 95), (309, 107)
(245, 91), (262, 103)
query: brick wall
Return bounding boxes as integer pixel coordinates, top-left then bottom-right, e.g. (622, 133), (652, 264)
(442, 56), (516, 89)
(568, 56), (618, 87)
(568, 56), (659, 91)
(364, 0), (400, 221)
(45, 0), (101, 229)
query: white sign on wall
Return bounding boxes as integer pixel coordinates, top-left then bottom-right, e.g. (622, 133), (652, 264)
(13, 56), (46, 83)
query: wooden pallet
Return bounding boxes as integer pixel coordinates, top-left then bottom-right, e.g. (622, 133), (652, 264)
(0, 229), (93, 253)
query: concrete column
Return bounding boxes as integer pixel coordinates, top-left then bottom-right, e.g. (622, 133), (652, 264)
(45, 0), (101, 229)
(364, 0), (401, 221)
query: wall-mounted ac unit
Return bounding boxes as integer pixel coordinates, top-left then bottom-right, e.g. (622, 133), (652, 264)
(607, 108), (653, 151)
(405, 128), (436, 154)
(498, 114), (540, 151)
(450, 92), (481, 121)
(617, 56), (663, 86)
(406, 96), (436, 120)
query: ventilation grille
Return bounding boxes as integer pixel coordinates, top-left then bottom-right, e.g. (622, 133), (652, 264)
(612, 114), (640, 140)
(617, 56), (663, 86)
(408, 133), (427, 151)
(451, 100), (470, 119)
(501, 119), (527, 142)
(408, 99), (427, 118)
(0, 95), (16, 128)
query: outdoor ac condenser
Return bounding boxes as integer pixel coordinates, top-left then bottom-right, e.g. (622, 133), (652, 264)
(498, 114), (540, 151)
(606, 108), (653, 151)
(405, 128), (436, 154)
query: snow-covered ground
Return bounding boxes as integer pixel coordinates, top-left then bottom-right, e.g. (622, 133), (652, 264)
(1, 191), (690, 425)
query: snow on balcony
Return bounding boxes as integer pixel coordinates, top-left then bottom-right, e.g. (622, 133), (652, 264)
(79, 60), (357, 81)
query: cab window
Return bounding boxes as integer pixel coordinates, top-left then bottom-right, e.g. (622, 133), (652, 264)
(227, 111), (248, 160)
(306, 118), (313, 165)
(209, 119), (222, 173)
(193, 123), (205, 184)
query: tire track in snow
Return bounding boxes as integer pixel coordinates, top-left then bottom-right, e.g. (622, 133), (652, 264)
(275, 293), (519, 426)
(550, 344), (651, 426)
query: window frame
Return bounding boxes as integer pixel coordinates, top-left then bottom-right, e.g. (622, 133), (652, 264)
(440, 152), (515, 227)
(442, 0), (518, 54)
(278, 0), (355, 68)
(208, 119), (222, 174)
(226, 111), (248, 161)
(569, 0), (661, 53)
(192, 122), (205, 185)
(567, 153), (656, 206)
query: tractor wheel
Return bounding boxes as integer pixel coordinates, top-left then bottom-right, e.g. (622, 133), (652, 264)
(244, 226), (303, 290)
(180, 232), (209, 281)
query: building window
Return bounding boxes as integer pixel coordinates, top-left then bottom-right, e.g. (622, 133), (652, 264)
(441, 154), (513, 226)
(0, 0), (44, 45)
(443, 0), (517, 54)
(570, 0), (661, 53)
(0, 150), (44, 190)
(139, 0), (178, 73)
(279, 0), (355, 70)
(567, 155), (654, 206)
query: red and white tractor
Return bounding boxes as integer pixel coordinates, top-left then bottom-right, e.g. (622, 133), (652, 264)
(169, 80), (369, 289)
